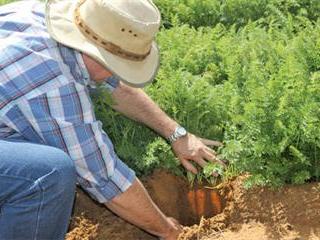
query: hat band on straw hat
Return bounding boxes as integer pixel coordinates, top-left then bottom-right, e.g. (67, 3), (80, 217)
(74, 0), (152, 61)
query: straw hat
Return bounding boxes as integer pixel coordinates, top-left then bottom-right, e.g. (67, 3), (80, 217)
(45, 0), (161, 87)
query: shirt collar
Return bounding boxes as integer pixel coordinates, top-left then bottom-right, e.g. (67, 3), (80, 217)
(75, 51), (91, 83)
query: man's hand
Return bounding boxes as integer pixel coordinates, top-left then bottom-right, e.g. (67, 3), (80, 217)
(171, 133), (225, 174)
(161, 217), (183, 240)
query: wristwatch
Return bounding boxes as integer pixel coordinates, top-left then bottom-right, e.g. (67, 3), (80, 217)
(168, 126), (187, 144)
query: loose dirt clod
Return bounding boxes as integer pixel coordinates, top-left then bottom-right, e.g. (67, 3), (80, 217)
(66, 215), (98, 240)
(67, 170), (320, 240)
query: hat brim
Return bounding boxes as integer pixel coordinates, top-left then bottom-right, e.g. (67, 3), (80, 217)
(45, 0), (160, 88)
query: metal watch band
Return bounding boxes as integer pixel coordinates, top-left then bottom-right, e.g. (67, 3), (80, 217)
(167, 126), (187, 144)
(168, 133), (177, 143)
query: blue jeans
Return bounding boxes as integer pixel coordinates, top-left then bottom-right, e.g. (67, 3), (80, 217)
(0, 138), (76, 240)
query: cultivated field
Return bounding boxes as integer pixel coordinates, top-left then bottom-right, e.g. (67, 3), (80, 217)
(1, 0), (320, 239)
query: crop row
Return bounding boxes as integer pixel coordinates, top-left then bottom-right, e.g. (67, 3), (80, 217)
(95, 2), (320, 187)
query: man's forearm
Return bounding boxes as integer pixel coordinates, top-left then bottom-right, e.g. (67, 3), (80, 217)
(111, 82), (179, 139)
(105, 178), (180, 239)
(108, 83), (183, 239)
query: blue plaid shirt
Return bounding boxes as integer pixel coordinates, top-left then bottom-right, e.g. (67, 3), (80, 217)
(0, 1), (135, 202)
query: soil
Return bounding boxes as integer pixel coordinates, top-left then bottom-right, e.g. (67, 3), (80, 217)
(66, 169), (320, 240)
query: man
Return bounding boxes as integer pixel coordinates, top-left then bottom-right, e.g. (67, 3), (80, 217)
(0, 0), (223, 239)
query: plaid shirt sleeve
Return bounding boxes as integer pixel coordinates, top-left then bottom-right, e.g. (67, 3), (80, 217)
(3, 80), (135, 203)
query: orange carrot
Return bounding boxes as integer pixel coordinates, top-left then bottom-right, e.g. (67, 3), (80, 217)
(195, 189), (206, 217)
(210, 191), (222, 214)
(187, 191), (196, 215)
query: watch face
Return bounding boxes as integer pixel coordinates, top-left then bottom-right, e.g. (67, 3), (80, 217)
(177, 127), (187, 136)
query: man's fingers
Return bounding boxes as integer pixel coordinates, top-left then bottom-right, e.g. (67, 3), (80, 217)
(193, 156), (207, 168)
(202, 148), (216, 162)
(169, 217), (180, 226)
(203, 148), (227, 167)
(203, 146), (217, 158)
(199, 137), (223, 147)
(180, 158), (198, 174)
(168, 217), (183, 231)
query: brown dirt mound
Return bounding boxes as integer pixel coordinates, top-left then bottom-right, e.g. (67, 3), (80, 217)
(180, 176), (320, 240)
(66, 170), (320, 240)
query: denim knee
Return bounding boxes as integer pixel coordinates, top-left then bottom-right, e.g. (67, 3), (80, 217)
(0, 142), (77, 240)
(44, 149), (77, 194)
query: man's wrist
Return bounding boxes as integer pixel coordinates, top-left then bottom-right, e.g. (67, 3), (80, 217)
(162, 122), (180, 140)
(167, 125), (188, 144)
